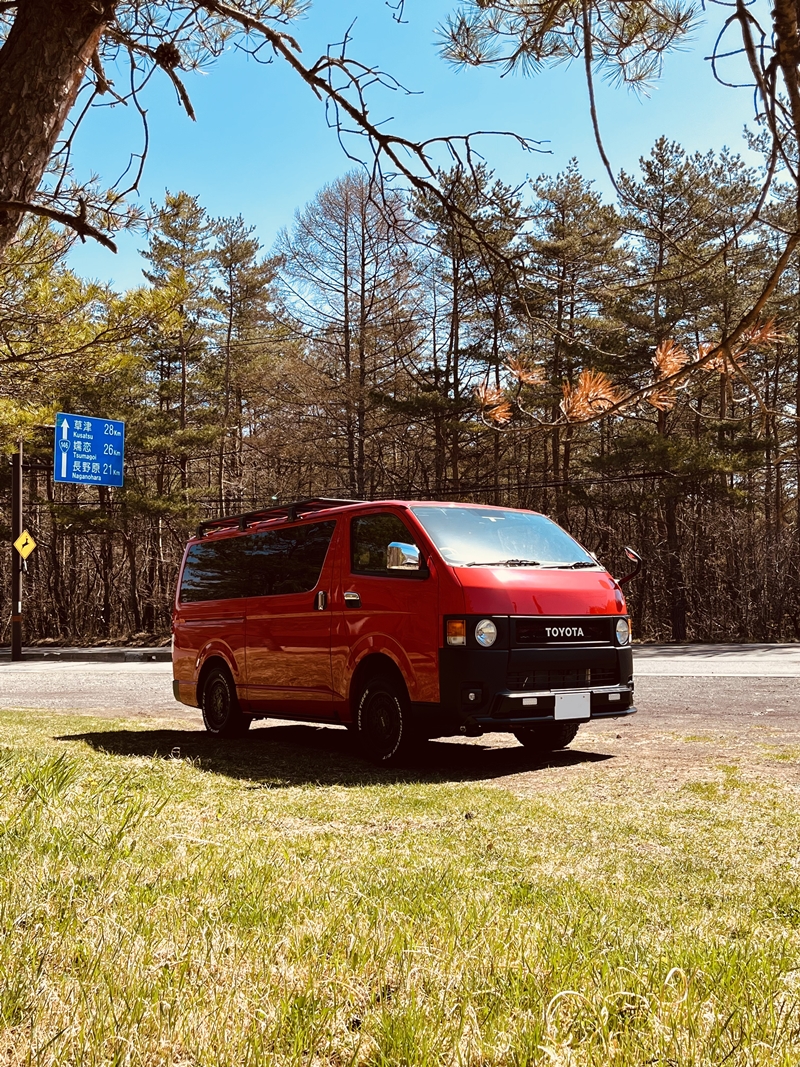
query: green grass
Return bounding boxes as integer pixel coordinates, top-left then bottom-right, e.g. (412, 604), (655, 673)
(1, 710), (799, 1065)
(761, 745), (800, 764)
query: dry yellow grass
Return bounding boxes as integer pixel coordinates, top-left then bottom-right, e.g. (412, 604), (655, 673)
(0, 709), (798, 1065)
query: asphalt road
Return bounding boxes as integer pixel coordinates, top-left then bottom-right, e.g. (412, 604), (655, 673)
(634, 642), (800, 675)
(1, 646), (798, 789)
(0, 660), (183, 718)
(1, 643), (798, 712)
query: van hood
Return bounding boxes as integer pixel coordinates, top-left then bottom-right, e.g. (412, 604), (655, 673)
(453, 566), (626, 616)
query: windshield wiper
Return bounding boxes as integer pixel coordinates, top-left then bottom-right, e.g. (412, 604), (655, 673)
(549, 560), (598, 569)
(464, 558), (541, 567)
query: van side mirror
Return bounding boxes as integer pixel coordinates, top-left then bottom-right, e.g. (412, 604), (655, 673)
(618, 546), (643, 585)
(387, 542), (422, 570)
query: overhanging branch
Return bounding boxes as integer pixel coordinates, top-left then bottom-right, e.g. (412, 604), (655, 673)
(0, 200), (117, 252)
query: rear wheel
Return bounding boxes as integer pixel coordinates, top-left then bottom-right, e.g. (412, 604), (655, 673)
(514, 722), (579, 753)
(356, 674), (413, 765)
(201, 666), (251, 738)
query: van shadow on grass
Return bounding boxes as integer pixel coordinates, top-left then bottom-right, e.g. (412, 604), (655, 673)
(56, 721), (612, 787)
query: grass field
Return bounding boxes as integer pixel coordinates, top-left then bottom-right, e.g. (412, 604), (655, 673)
(1, 709), (799, 1066)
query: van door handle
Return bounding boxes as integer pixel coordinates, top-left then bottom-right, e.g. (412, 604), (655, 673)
(344, 591), (361, 609)
(315, 591), (328, 611)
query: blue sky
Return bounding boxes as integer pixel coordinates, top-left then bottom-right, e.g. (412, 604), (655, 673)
(67, 0), (758, 290)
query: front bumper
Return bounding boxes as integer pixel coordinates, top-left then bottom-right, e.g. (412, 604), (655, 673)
(457, 691), (637, 736)
(435, 642), (635, 735)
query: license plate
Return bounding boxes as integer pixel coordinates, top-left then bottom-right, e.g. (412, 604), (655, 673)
(554, 691), (590, 720)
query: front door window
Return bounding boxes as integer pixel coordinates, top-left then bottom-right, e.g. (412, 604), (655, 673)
(351, 514), (422, 576)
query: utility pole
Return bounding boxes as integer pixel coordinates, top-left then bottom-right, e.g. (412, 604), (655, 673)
(11, 440), (22, 660)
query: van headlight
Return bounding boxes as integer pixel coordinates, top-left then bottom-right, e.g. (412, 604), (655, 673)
(615, 618), (630, 645)
(475, 619), (497, 647)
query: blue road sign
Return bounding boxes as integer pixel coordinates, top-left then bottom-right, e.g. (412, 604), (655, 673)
(54, 412), (125, 488)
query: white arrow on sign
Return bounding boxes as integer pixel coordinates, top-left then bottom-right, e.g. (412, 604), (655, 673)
(59, 418), (70, 478)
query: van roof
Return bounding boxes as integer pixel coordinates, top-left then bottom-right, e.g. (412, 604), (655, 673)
(195, 497), (361, 539)
(193, 497), (540, 541)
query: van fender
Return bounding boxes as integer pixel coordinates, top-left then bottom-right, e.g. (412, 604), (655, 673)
(346, 634), (422, 702)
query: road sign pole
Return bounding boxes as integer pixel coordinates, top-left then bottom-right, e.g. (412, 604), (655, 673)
(11, 440), (22, 661)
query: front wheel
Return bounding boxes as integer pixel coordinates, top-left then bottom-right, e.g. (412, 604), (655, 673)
(356, 674), (413, 765)
(514, 722), (579, 753)
(201, 666), (251, 738)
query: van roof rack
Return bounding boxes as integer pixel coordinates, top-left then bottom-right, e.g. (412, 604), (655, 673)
(195, 497), (364, 539)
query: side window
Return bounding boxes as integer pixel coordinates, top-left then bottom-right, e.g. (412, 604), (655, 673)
(245, 521), (336, 597)
(180, 539), (246, 602)
(351, 514), (421, 576)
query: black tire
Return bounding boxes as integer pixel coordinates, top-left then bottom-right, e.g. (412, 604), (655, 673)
(201, 666), (251, 738)
(355, 674), (412, 765)
(514, 722), (580, 753)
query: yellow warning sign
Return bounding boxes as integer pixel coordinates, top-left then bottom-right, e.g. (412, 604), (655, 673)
(13, 529), (36, 560)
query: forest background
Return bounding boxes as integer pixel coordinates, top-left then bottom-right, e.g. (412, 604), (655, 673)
(2, 133), (799, 647)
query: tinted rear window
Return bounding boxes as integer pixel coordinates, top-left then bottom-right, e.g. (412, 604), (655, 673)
(180, 521), (336, 603)
(180, 538), (247, 602)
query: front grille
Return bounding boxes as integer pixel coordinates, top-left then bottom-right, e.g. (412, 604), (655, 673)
(515, 618), (611, 646)
(588, 666), (619, 686)
(507, 664), (619, 691)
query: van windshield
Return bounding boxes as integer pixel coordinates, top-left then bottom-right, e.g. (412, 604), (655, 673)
(410, 506), (597, 569)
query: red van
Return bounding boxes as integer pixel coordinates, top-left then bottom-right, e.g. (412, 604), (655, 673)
(172, 498), (638, 763)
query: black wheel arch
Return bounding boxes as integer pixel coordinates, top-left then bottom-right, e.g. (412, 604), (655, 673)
(198, 655), (238, 704)
(348, 653), (408, 720)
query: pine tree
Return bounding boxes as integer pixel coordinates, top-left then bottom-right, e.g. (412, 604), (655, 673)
(209, 215), (277, 511)
(412, 165), (527, 499)
(141, 190), (214, 496)
(523, 159), (624, 524)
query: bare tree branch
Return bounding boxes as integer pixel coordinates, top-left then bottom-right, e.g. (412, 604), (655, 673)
(0, 200), (117, 251)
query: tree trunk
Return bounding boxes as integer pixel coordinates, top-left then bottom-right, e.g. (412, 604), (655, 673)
(0, 0), (112, 250)
(796, 262), (800, 555)
(558, 424), (573, 527)
(178, 325), (189, 494)
(47, 476), (68, 638)
(341, 199), (357, 497)
(356, 204), (368, 498)
(124, 531), (142, 633)
(98, 485), (113, 632)
(448, 251), (461, 492)
(656, 408), (688, 641)
(664, 490), (688, 641)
